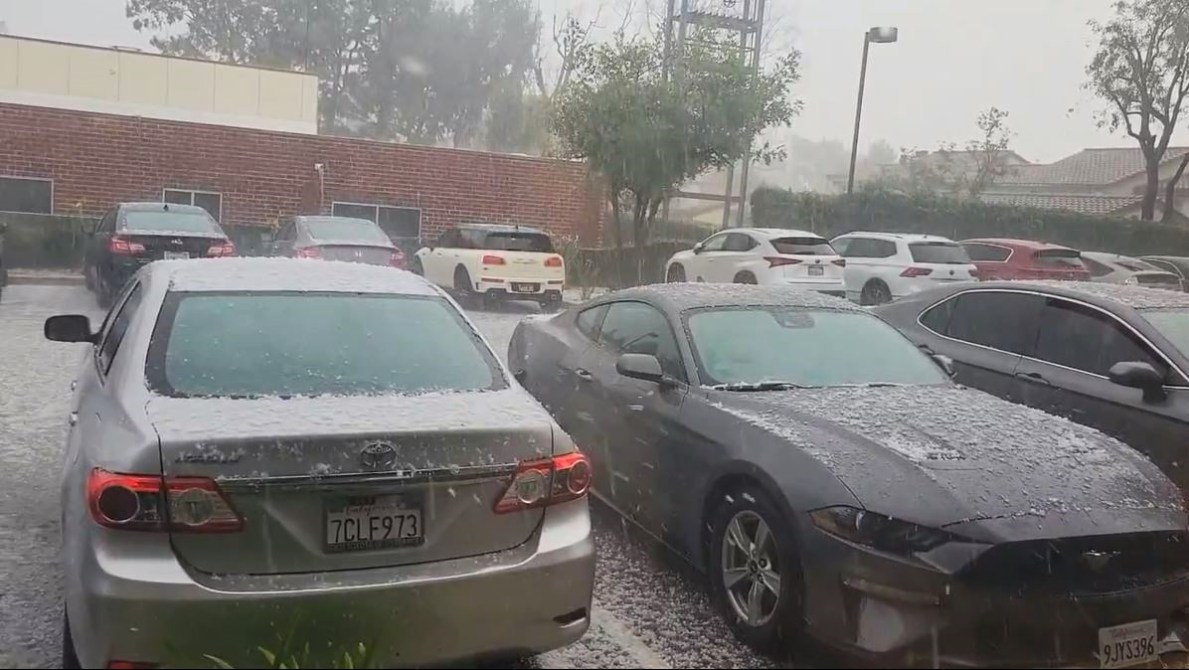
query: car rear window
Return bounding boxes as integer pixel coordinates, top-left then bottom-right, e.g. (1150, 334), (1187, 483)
(122, 210), (221, 235)
(909, 242), (970, 264)
(482, 232), (554, 252)
(1033, 248), (1086, 268)
(769, 237), (835, 256)
(304, 218), (392, 245)
(146, 293), (504, 397)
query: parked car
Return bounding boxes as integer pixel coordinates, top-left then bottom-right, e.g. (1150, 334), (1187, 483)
(663, 228), (845, 296)
(1142, 255), (1189, 291)
(269, 215), (405, 268)
(959, 238), (1092, 282)
(413, 223), (564, 311)
(875, 280), (1189, 493)
(829, 232), (978, 305)
(508, 283), (1189, 667)
(83, 202), (234, 307)
(45, 258), (594, 669)
(1080, 251), (1183, 290)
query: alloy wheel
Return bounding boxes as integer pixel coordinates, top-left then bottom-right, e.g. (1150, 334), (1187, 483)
(720, 510), (782, 627)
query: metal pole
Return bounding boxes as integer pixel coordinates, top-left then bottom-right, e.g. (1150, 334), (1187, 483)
(721, 0), (751, 230)
(846, 33), (871, 195)
(735, 0), (764, 227)
(661, 0), (677, 228)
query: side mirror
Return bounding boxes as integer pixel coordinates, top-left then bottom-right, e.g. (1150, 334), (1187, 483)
(1109, 361), (1167, 402)
(44, 314), (96, 343)
(616, 353), (664, 383)
(692, 242), (705, 254)
(931, 353), (955, 377)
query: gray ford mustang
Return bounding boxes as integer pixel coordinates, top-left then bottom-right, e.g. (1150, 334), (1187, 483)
(508, 283), (1189, 668)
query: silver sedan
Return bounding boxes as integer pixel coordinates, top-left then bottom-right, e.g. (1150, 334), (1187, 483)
(45, 258), (594, 668)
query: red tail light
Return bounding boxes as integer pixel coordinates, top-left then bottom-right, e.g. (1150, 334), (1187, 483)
(108, 236), (145, 255)
(295, 246), (322, 259)
(969, 267), (980, 279)
(482, 254), (506, 266)
(544, 255), (563, 268)
(206, 241), (236, 257)
(900, 267), (933, 278)
(87, 469), (243, 533)
(389, 249), (406, 268)
(765, 256), (802, 268)
(832, 258), (846, 267)
(494, 451), (592, 514)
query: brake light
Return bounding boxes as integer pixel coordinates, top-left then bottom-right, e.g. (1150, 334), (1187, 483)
(544, 255), (563, 268)
(832, 258), (846, 267)
(482, 254), (506, 266)
(389, 249), (406, 269)
(900, 267), (933, 278)
(206, 241), (236, 257)
(295, 246), (322, 259)
(494, 451), (592, 514)
(87, 469), (243, 533)
(765, 256), (802, 268)
(108, 236), (145, 255)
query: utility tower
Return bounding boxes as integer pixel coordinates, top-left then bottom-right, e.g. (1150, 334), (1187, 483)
(662, 0), (766, 230)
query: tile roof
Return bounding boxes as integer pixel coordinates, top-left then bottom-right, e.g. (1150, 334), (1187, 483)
(999, 147), (1189, 186)
(978, 192), (1141, 215)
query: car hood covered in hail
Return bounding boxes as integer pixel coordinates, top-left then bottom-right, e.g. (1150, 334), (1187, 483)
(713, 385), (1185, 540)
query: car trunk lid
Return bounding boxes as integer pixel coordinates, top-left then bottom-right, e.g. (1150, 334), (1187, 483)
(121, 232), (227, 261)
(906, 241), (978, 283)
(147, 390), (554, 575)
(768, 236), (845, 283)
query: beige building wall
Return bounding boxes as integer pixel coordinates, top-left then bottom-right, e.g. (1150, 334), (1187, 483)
(0, 35), (318, 134)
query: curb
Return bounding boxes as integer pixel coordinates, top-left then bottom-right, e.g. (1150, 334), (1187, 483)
(8, 272), (85, 286)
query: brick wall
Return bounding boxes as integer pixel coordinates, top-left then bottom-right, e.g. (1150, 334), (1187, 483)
(0, 103), (605, 245)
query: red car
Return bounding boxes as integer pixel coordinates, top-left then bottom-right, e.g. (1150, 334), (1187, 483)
(959, 238), (1092, 281)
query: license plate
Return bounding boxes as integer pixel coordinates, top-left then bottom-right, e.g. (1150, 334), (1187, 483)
(808, 265), (824, 276)
(1097, 620), (1157, 668)
(163, 251), (190, 260)
(325, 495), (423, 553)
(512, 283), (539, 293)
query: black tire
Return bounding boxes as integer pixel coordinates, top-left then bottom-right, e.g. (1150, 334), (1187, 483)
(539, 299), (562, 313)
(860, 280), (892, 306)
(63, 612), (81, 669)
(454, 266), (477, 307)
(707, 485), (804, 652)
(410, 257), (424, 276)
(734, 271), (758, 285)
(667, 264), (687, 283)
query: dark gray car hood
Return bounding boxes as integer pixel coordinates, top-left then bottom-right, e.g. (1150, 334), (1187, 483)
(712, 385), (1183, 534)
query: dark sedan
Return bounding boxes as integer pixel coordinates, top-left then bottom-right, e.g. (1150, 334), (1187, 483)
(509, 283), (1189, 667)
(875, 281), (1189, 495)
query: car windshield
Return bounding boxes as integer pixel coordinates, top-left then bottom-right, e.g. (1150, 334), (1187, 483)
(909, 241), (970, 264)
(482, 232), (553, 252)
(1140, 310), (1189, 358)
(304, 218), (391, 245)
(770, 236), (834, 255)
(147, 292), (502, 397)
(686, 307), (948, 387)
(122, 211), (220, 235)
(1034, 248), (1087, 268)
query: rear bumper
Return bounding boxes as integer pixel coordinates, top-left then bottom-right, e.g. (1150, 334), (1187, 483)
(477, 276), (564, 300)
(70, 499), (595, 668)
(772, 278), (846, 296)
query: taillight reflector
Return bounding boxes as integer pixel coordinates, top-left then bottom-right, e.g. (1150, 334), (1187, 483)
(764, 256), (802, 268)
(482, 254), (506, 266)
(389, 249), (406, 268)
(544, 255), (563, 267)
(87, 469), (243, 533)
(108, 236), (145, 255)
(900, 267), (933, 278)
(295, 246), (322, 259)
(969, 267), (980, 278)
(206, 241), (236, 257)
(494, 451), (592, 514)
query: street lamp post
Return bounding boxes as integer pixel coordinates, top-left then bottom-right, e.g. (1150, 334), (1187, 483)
(846, 26), (898, 195)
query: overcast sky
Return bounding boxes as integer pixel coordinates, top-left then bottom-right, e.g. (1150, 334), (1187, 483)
(4, 0), (1188, 163)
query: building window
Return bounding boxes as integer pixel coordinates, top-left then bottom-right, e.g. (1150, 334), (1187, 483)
(331, 202), (422, 242)
(0, 176), (52, 214)
(164, 189), (222, 222)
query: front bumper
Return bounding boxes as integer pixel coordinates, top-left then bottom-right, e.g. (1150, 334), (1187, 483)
(71, 499), (595, 668)
(800, 527), (1189, 667)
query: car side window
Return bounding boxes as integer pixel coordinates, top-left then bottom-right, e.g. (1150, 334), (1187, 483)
(843, 237), (894, 258)
(723, 233), (756, 252)
(598, 301), (686, 382)
(831, 237), (852, 255)
(1033, 298), (1165, 378)
(276, 221), (296, 242)
(919, 296), (957, 335)
(946, 291), (1043, 354)
(434, 229), (456, 247)
(963, 243), (1010, 262)
(97, 283), (144, 375)
(576, 304), (608, 341)
(874, 240), (898, 258)
(701, 234), (728, 252)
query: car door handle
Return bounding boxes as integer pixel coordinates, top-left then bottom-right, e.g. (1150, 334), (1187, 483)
(70, 380), (77, 391)
(1014, 371), (1051, 386)
(68, 412), (77, 426)
(574, 369), (593, 381)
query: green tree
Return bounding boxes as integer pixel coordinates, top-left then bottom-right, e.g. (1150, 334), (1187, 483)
(1087, 0), (1189, 221)
(866, 139), (897, 166)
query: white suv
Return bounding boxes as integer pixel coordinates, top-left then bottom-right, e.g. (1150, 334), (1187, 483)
(413, 224), (565, 310)
(664, 228), (846, 296)
(830, 232), (978, 305)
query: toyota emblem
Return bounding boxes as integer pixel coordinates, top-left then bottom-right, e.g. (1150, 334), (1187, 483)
(360, 442), (397, 471)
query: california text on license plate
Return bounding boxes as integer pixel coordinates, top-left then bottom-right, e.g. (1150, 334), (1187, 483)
(164, 251), (190, 260)
(1097, 619), (1157, 668)
(325, 495), (423, 553)
(808, 265), (824, 276)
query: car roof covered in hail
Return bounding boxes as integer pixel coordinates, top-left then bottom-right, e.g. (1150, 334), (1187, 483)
(741, 227), (825, 239)
(596, 283), (864, 315)
(975, 280), (1189, 311)
(152, 257), (440, 295)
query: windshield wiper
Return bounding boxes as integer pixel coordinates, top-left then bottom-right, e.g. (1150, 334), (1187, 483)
(710, 381), (816, 392)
